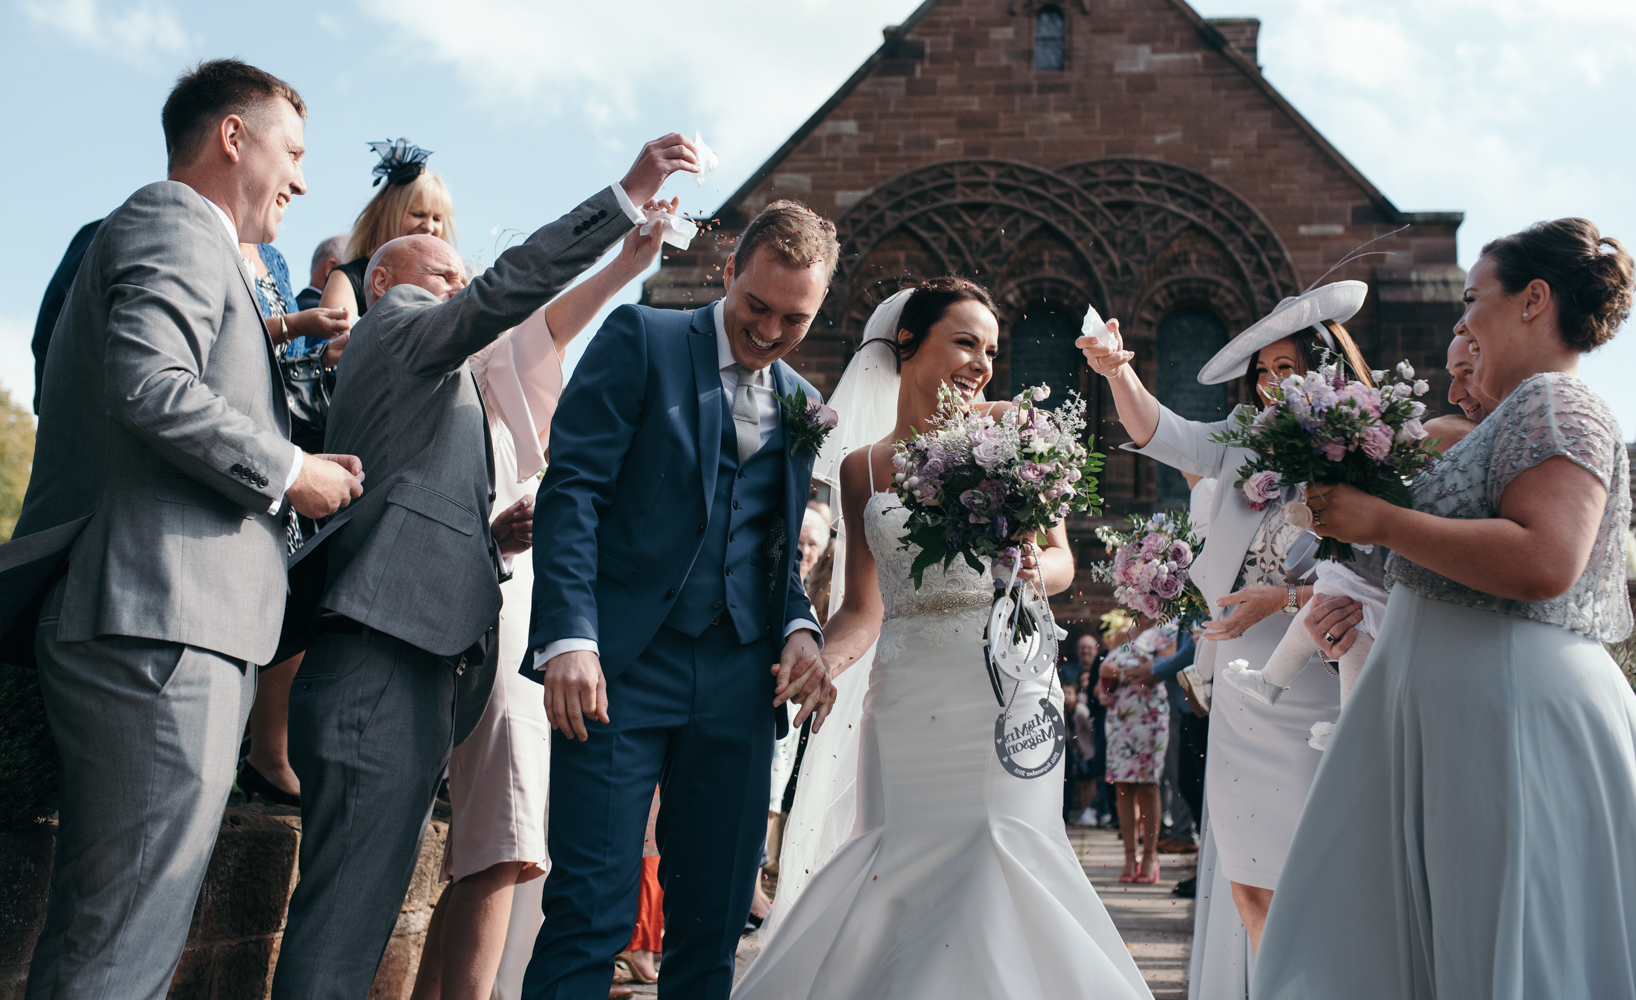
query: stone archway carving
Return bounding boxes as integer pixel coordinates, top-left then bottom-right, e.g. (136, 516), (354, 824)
(827, 157), (1300, 346)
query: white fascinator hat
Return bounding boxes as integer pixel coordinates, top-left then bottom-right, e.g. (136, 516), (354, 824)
(1196, 280), (1369, 386)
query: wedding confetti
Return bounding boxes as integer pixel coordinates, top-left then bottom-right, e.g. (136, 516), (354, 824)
(1080, 303), (1110, 345)
(639, 208), (699, 250)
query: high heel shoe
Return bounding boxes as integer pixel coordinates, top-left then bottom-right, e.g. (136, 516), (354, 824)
(1118, 861), (1139, 884)
(238, 762), (300, 807)
(1134, 860), (1161, 884)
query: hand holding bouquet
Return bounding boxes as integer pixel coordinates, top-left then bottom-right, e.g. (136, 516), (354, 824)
(891, 383), (1104, 589)
(1094, 511), (1209, 629)
(1212, 360), (1439, 561)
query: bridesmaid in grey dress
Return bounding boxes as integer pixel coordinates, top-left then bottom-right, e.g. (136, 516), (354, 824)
(1258, 218), (1636, 998)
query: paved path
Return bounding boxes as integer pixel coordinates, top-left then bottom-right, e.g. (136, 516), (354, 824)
(629, 825), (1195, 998)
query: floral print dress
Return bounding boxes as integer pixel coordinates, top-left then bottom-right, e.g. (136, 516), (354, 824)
(1101, 640), (1170, 784)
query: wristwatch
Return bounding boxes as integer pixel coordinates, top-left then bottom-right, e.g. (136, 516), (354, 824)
(1281, 586), (1300, 615)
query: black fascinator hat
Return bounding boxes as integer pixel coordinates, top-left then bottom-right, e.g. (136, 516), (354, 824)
(369, 138), (433, 187)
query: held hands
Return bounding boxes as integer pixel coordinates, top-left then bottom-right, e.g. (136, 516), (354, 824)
(1075, 317), (1130, 378)
(621, 134), (701, 205)
(490, 494), (535, 558)
(287, 452), (364, 517)
(1305, 594), (1364, 659)
(772, 629), (836, 731)
(543, 649), (609, 741)
(1199, 584), (1285, 642)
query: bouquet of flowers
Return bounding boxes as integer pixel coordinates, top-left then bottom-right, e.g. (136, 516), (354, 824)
(1093, 511), (1209, 629)
(891, 383), (1104, 589)
(1212, 359), (1438, 561)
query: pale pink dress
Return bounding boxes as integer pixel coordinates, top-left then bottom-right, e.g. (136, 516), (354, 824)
(440, 306), (562, 890)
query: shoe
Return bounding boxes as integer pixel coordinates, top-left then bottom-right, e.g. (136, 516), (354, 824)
(1118, 859), (1139, 883)
(742, 911), (764, 937)
(1172, 876), (1197, 898)
(1308, 721), (1334, 751)
(1076, 806), (1097, 827)
(237, 762), (300, 808)
(1221, 659), (1286, 705)
(1134, 860), (1161, 884)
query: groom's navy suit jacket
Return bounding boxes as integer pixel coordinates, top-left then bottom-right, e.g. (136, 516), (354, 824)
(526, 302), (821, 690)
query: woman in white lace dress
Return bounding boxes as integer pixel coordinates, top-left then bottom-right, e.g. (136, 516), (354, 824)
(735, 278), (1151, 1000)
(1257, 219), (1636, 998)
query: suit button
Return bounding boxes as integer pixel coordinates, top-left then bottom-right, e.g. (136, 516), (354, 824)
(231, 463), (243, 474)
(664, 589), (676, 600)
(728, 533), (735, 543)
(598, 209), (608, 219)
(725, 567), (733, 577)
(697, 523), (706, 534)
(573, 225), (583, 235)
(259, 477), (269, 487)
(732, 500), (741, 510)
(737, 469), (746, 479)
(713, 600), (724, 610)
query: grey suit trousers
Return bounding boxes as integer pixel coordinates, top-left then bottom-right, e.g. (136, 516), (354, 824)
(272, 629), (456, 1000)
(27, 582), (254, 1000)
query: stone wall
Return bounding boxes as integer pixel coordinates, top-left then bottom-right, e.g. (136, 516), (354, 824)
(0, 805), (447, 1000)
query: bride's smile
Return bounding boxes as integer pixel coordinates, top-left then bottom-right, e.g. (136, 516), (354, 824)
(893, 297), (999, 413)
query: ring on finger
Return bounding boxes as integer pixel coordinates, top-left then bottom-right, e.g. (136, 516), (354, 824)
(1323, 631), (1337, 643)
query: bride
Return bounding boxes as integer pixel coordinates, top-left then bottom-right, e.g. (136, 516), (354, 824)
(734, 277), (1151, 1000)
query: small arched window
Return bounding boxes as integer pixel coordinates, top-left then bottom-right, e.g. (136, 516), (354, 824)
(1034, 6), (1066, 71)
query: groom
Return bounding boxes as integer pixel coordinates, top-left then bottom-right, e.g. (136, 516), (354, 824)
(525, 200), (839, 999)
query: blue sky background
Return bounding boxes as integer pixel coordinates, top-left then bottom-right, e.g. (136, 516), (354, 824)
(2, 0), (1632, 431)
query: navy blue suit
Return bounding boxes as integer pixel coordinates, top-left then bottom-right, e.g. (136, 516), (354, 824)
(524, 303), (820, 999)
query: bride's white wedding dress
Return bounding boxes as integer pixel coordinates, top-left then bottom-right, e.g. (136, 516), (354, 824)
(734, 492), (1152, 1000)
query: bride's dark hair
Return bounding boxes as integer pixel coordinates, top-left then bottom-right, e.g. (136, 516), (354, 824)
(887, 276), (998, 371)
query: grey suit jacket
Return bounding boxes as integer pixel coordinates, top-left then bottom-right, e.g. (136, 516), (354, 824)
(13, 181), (294, 664)
(319, 186), (631, 658)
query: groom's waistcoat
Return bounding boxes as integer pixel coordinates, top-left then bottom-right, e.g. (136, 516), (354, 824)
(664, 391), (785, 644)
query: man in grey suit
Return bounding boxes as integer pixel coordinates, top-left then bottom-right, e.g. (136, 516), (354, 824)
(269, 134), (701, 1000)
(8, 60), (363, 1000)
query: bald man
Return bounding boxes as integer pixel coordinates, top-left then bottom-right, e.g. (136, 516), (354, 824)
(272, 134), (701, 1000)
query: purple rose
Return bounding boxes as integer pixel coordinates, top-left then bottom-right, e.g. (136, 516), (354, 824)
(1133, 593), (1162, 618)
(1396, 418), (1428, 443)
(1242, 470), (1283, 510)
(1320, 439), (1348, 462)
(1019, 461), (1053, 483)
(1155, 574), (1184, 600)
(1167, 540), (1192, 566)
(807, 401), (839, 429)
(1360, 424), (1393, 461)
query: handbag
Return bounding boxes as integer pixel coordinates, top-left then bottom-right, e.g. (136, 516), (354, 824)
(278, 340), (335, 454)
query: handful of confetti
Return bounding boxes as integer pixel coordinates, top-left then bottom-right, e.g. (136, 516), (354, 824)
(1080, 303), (1110, 346)
(691, 131), (719, 187)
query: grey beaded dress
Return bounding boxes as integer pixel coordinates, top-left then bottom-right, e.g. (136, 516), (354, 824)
(1257, 372), (1636, 1000)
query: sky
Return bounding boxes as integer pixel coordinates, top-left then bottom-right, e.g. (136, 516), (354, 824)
(2, 0), (1633, 430)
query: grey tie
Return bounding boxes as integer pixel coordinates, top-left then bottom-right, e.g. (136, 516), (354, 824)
(733, 365), (762, 463)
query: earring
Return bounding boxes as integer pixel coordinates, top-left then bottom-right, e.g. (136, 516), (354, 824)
(1522, 312), (1529, 318)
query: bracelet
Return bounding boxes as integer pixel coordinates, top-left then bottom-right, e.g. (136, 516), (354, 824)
(278, 313), (290, 345)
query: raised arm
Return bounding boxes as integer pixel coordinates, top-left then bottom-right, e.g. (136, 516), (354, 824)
(388, 135), (699, 377)
(819, 449), (887, 680)
(540, 198), (672, 355)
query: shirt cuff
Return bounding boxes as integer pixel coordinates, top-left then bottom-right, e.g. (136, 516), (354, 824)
(610, 183), (645, 225)
(784, 619), (824, 650)
(534, 638), (598, 672)
(273, 445), (303, 516)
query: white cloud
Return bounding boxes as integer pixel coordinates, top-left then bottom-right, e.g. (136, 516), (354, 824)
(0, 314), (36, 410)
(17, 0), (195, 70)
(350, 0), (924, 178)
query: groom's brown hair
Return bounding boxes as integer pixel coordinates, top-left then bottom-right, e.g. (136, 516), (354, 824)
(732, 200), (840, 283)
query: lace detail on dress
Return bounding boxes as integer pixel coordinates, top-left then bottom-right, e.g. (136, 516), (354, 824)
(1386, 372), (1632, 641)
(864, 492), (993, 662)
(1234, 504), (1303, 591)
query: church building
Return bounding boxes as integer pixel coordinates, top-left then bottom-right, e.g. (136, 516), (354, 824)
(642, 0), (1466, 619)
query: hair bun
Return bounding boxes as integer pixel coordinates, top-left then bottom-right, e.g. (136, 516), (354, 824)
(1481, 218), (1633, 352)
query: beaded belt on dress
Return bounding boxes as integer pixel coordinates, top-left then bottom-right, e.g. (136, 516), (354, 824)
(882, 591), (992, 623)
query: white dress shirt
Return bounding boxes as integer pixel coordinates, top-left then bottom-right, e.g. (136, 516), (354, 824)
(197, 192), (302, 515)
(533, 297), (821, 670)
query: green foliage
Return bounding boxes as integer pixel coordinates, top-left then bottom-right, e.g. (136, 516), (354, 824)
(0, 387), (35, 543)
(0, 663), (59, 829)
